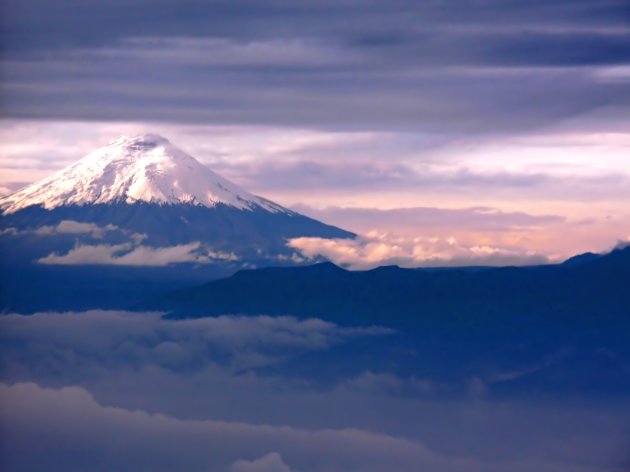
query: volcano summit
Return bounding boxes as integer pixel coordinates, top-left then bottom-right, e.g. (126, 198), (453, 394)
(1, 134), (289, 214)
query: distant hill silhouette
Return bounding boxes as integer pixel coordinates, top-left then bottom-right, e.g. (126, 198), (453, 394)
(149, 247), (630, 397)
(156, 246), (630, 327)
(141, 246), (630, 397)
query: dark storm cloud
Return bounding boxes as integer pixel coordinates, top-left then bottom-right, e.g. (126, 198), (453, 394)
(2, 1), (629, 56)
(1, 0), (629, 132)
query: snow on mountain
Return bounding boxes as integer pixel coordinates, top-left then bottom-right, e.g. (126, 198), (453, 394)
(0, 134), (289, 215)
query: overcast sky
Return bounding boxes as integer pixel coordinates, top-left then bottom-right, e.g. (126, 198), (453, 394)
(1, 0), (629, 260)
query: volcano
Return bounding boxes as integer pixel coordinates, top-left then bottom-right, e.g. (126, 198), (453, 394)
(0, 134), (352, 256)
(0, 134), (353, 311)
(1, 134), (292, 214)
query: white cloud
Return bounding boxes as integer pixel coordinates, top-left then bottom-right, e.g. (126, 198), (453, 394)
(0, 227), (19, 235)
(231, 453), (293, 472)
(35, 219), (119, 238)
(338, 371), (439, 397)
(111, 37), (355, 68)
(207, 249), (240, 261)
(3, 219), (235, 266)
(37, 241), (214, 266)
(0, 311), (392, 372)
(0, 220), (149, 245)
(339, 371), (404, 395)
(592, 65), (630, 83)
(288, 232), (549, 270)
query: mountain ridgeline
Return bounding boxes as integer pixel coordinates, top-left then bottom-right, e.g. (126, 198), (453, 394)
(157, 245), (630, 325)
(145, 246), (630, 397)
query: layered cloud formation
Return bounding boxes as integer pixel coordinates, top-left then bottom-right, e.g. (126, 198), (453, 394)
(0, 311), (391, 372)
(0, 310), (628, 471)
(288, 232), (549, 269)
(37, 241), (221, 266)
(2, 1), (629, 131)
(0, 382), (484, 472)
(0, 219), (239, 266)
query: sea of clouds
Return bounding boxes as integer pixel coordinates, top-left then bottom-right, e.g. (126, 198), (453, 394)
(0, 310), (628, 471)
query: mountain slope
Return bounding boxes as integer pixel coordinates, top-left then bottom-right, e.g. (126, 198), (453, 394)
(0, 134), (353, 251)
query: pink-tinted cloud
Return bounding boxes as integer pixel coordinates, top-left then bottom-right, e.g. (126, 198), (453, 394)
(288, 233), (550, 269)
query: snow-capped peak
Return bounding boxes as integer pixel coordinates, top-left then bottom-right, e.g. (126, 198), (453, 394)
(0, 134), (289, 214)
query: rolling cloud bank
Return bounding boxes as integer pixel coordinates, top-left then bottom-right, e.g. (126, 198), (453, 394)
(1, 310), (628, 471)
